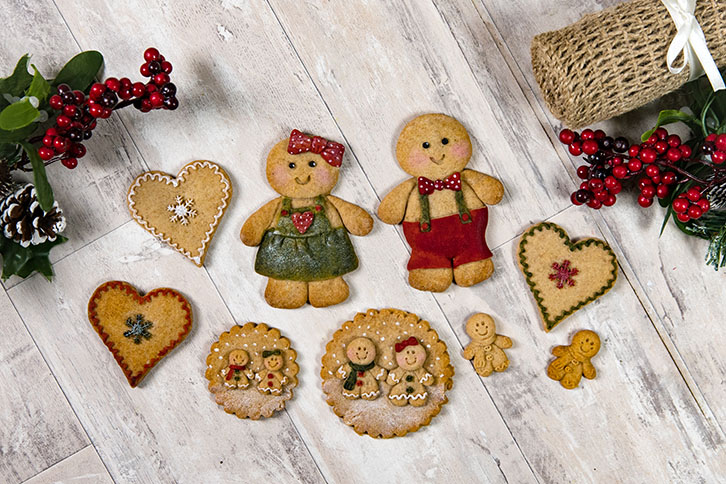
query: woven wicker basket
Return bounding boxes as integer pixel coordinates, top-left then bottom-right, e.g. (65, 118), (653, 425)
(531, 0), (726, 128)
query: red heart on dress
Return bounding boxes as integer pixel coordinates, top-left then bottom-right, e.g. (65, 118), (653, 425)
(291, 211), (314, 234)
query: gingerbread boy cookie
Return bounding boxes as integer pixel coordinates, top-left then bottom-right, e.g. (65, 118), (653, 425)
(241, 130), (374, 309)
(463, 313), (512, 377)
(205, 323), (298, 419)
(336, 337), (387, 400)
(378, 114), (503, 292)
(547, 330), (600, 389)
(220, 349), (254, 389)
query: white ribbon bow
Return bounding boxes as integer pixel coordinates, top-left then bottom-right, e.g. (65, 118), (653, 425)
(662, 0), (725, 91)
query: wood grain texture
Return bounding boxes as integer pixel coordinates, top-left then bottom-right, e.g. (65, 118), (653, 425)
(8, 224), (324, 484)
(23, 446), (113, 484)
(471, 0), (726, 430)
(3, 0), (725, 482)
(0, 0), (148, 291)
(0, 288), (88, 483)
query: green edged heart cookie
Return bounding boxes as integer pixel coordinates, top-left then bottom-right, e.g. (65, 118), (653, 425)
(517, 222), (617, 331)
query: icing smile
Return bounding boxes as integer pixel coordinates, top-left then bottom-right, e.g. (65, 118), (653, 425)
(295, 176), (311, 185)
(404, 355), (417, 365)
(429, 154), (446, 165)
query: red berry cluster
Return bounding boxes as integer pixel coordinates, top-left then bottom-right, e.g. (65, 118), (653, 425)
(703, 133), (726, 165)
(136, 47), (178, 112)
(38, 47), (177, 169)
(672, 187), (710, 223)
(558, 127), (712, 219)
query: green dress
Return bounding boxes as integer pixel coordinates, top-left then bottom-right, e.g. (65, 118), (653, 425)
(255, 196), (359, 281)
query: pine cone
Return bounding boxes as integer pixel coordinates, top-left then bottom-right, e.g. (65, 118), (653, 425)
(0, 183), (66, 248)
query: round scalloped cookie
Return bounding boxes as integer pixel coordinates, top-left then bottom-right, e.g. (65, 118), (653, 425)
(205, 322), (298, 419)
(321, 308), (454, 438)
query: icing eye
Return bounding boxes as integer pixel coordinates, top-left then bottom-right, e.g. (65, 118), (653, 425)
(308, 160), (317, 167)
(422, 142), (430, 149)
(442, 138), (449, 145)
(288, 162), (296, 169)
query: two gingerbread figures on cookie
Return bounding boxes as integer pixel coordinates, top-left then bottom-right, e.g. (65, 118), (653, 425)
(241, 113), (504, 308)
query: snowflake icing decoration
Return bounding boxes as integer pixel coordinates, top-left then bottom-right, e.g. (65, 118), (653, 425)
(124, 314), (154, 344)
(167, 195), (198, 225)
(549, 259), (578, 289)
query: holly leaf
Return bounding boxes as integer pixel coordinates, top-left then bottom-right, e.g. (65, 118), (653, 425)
(19, 141), (54, 210)
(641, 110), (701, 142)
(0, 124), (36, 143)
(52, 51), (103, 92)
(0, 54), (33, 97)
(0, 235), (66, 281)
(26, 65), (50, 103)
(0, 99), (39, 131)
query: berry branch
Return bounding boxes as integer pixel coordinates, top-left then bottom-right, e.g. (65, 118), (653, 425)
(27, 47), (178, 170)
(559, 127), (716, 223)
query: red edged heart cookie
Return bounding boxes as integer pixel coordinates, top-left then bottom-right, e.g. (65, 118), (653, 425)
(87, 281), (193, 387)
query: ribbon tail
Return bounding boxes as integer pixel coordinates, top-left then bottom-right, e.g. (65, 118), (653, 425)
(689, 26), (726, 91)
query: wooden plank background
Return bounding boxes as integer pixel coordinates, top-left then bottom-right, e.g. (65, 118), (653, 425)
(1, 1), (724, 483)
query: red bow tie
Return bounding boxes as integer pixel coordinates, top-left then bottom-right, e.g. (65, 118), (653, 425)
(287, 129), (344, 167)
(417, 172), (462, 195)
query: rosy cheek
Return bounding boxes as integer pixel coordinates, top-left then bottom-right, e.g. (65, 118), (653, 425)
(314, 168), (334, 186)
(417, 353), (426, 365)
(270, 165), (291, 189)
(450, 140), (471, 159)
(408, 149), (429, 169)
(395, 354), (405, 367)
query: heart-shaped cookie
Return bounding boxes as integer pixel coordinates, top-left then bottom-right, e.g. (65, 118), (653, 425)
(518, 222), (617, 331)
(128, 160), (232, 266)
(87, 281), (193, 387)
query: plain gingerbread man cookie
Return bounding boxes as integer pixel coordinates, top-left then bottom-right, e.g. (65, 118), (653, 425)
(462, 313), (512, 377)
(547, 330), (600, 389)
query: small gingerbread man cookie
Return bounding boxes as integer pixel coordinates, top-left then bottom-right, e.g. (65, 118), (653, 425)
(547, 330), (600, 389)
(462, 313), (512, 377)
(220, 349), (254, 389)
(336, 337), (387, 400)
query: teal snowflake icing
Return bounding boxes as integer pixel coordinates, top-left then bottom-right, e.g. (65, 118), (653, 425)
(124, 314), (153, 344)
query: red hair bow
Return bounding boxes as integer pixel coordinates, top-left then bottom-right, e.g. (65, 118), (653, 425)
(287, 129), (344, 167)
(395, 336), (419, 353)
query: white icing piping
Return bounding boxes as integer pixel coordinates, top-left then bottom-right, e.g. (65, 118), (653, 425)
(127, 160), (231, 266)
(389, 392), (428, 401)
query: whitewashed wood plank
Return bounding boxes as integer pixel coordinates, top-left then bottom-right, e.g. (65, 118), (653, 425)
(47, 0), (542, 482)
(7, 223), (325, 484)
(0, 288), (88, 484)
(1, 0), (148, 290)
(23, 446), (113, 484)
(267, 0), (572, 250)
(468, 0), (726, 429)
(441, 205), (726, 483)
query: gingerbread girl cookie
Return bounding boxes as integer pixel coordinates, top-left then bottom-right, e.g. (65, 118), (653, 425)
(220, 349), (254, 389)
(321, 308), (454, 438)
(240, 130), (374, 309)
(547, 330), (600, 389)
(255, 349), (287, 395)
(205, 323), (298, 419)
(378, 114), (503, 292)
(462, 313), (512, 377)
(336, 337), (387, 400)
(386, 337), (434, 407)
